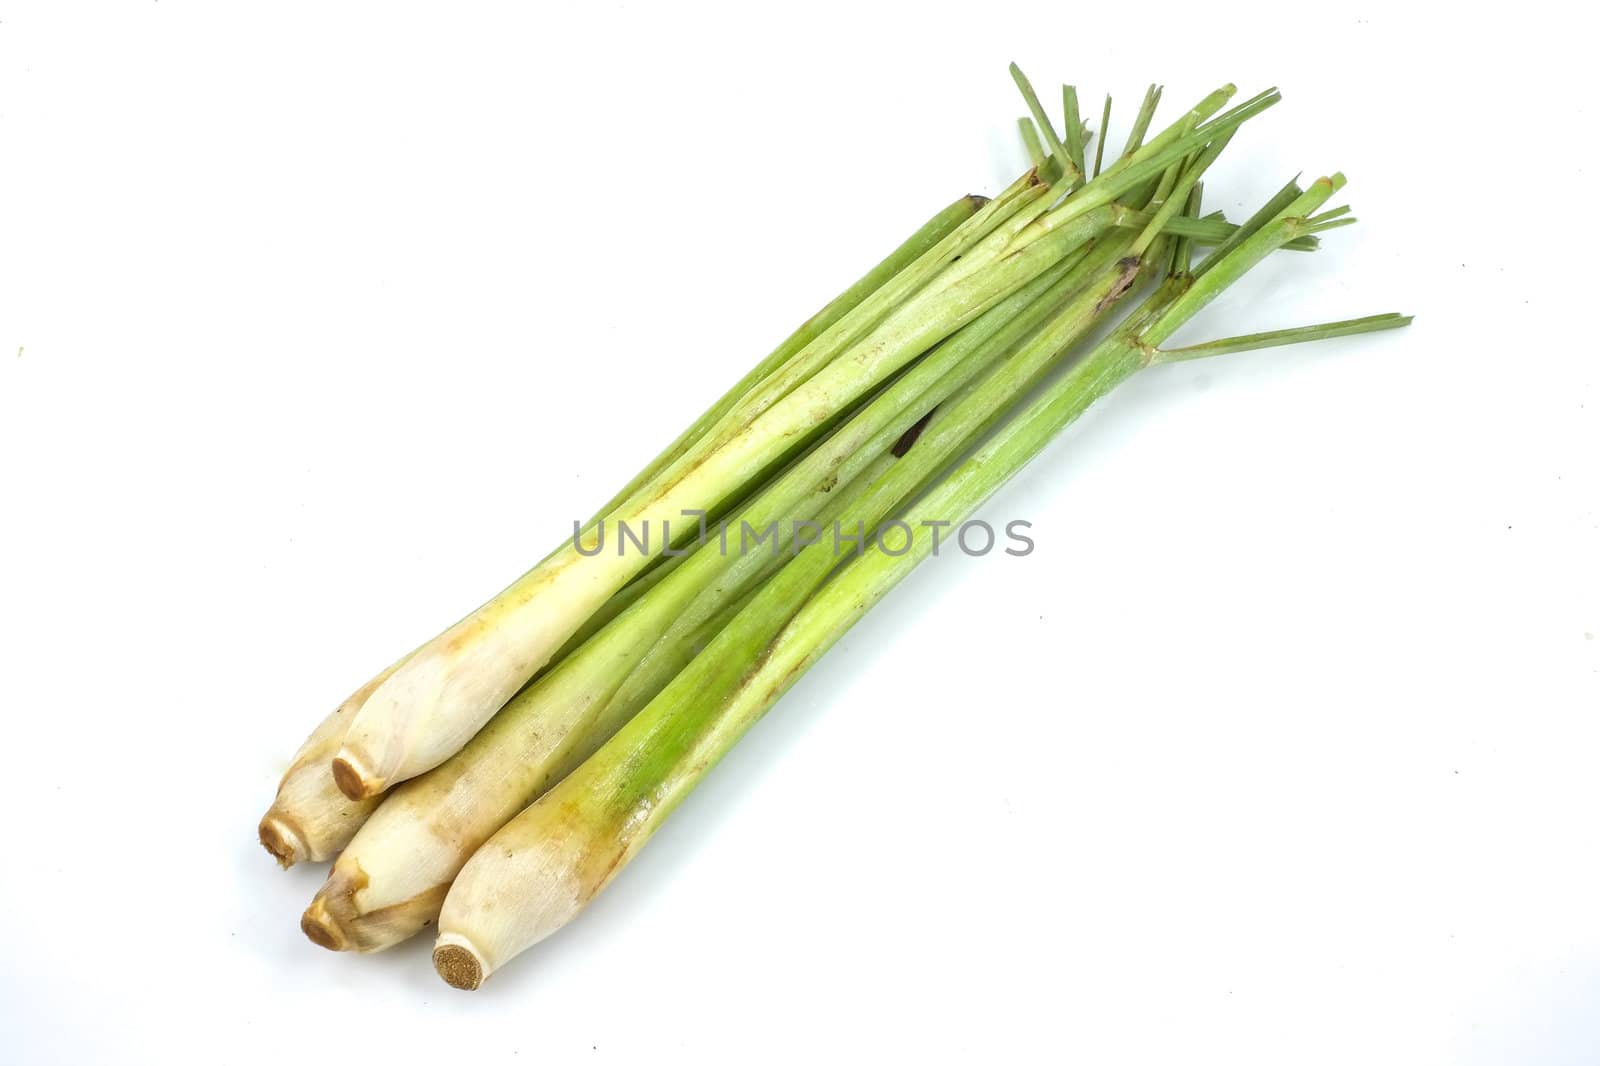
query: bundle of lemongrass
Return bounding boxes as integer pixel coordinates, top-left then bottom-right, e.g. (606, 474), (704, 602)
(260, 65), (1409, 989)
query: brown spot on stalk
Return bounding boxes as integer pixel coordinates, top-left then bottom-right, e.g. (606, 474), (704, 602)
(1095, 257), (1143, 314)
(891, 408), (938, 457)
(965, 193), (992, 209)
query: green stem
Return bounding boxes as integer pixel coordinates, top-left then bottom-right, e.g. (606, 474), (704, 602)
(1110, 205), (1318, 251)
(1129, 130), (1231, 257)
(1193, 176), (1304, 278)
(1008, 63), (1073, 184)
(1028, 84), (1264, 235)
(584, 194), (984, 525)
(1170, 181), (1204, 277)
(647, 175), (1055, 481)
(1018, 118), (1046, 168)
(1061, 84), (1087, 187)
(1093, 93), (1112, 177)
(578, 239), (1154, 829)
(1121, 83), (1163, 157)
(433, 142), (1414, 985)
(1145, 174), (1345, 347)
(596, 247), (1102, 725)
(1153, 313), (1413, 361)
(588, 256), (1410, 875)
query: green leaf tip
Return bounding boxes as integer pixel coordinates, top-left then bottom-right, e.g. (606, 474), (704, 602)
(1151, 311), (1414, 363)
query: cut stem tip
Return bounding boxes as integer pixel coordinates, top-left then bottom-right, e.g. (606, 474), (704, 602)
(258, 814), (306, 869)
(300, 898), (349, 952)
(434, 936), (488, 990)
(330, 752), (383, 801)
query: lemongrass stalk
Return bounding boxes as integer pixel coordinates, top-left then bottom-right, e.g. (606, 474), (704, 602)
(428, 233), (1164, 986)
(1127, 133), (1229, 260)
(588, 240), (1111, 729)
(616, 353), (906, 580)
(656, 173), (1056, 470)
(306, 424), (908, 948)
(883, 157), (1211, 510)
(301, 194), (981, 800)
(1061, 85), (1087, 188)
(310, 286), (1082, 941)
(998, 84), (1236, 260)
(1147, 158), (1183, 219)
(551, 444), (896, 769)
(1093, 93), (1112, 177)
(1193, 175), (1303, 277)
(300, 450), (900, 951)
(564, 372), (894, 641)
(1122, 84), (1163, 158)
(601, 247), (1111, 723)
(331, 185), (1116, 800)
(1008, 63), (1071, 182)
(335, 94), (1277, 799)
(257, 662), (404, 867)
(433, 184), (1409, 987)
(583, 194), (986, 526)
(1169, 181), (1205, 277)
(302, 581), (759, 950)
(263, 623), (615, 869)
(1154, 312), (1413, 361)
(1141, 174), (1346, 345)
(298, 244), (1114, 946)
(1112, 209), (1318, 251)
(1018, 118), (1046, 168)
(263, 529), (719, 869)
(1306, 204), (1352, 227)
(1025, 84), (1260, 236)
(555, 546), (684, 653)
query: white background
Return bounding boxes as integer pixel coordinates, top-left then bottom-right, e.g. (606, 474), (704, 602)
(2, 2), (1596, 1063)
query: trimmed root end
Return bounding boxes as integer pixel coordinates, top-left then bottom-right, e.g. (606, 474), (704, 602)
(258, 813), (306, 869)
(330, 752), (381, 801)
(300, 898), (349, 952)
(433, 940), (486, 991)
(301, 872), (450, 954)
